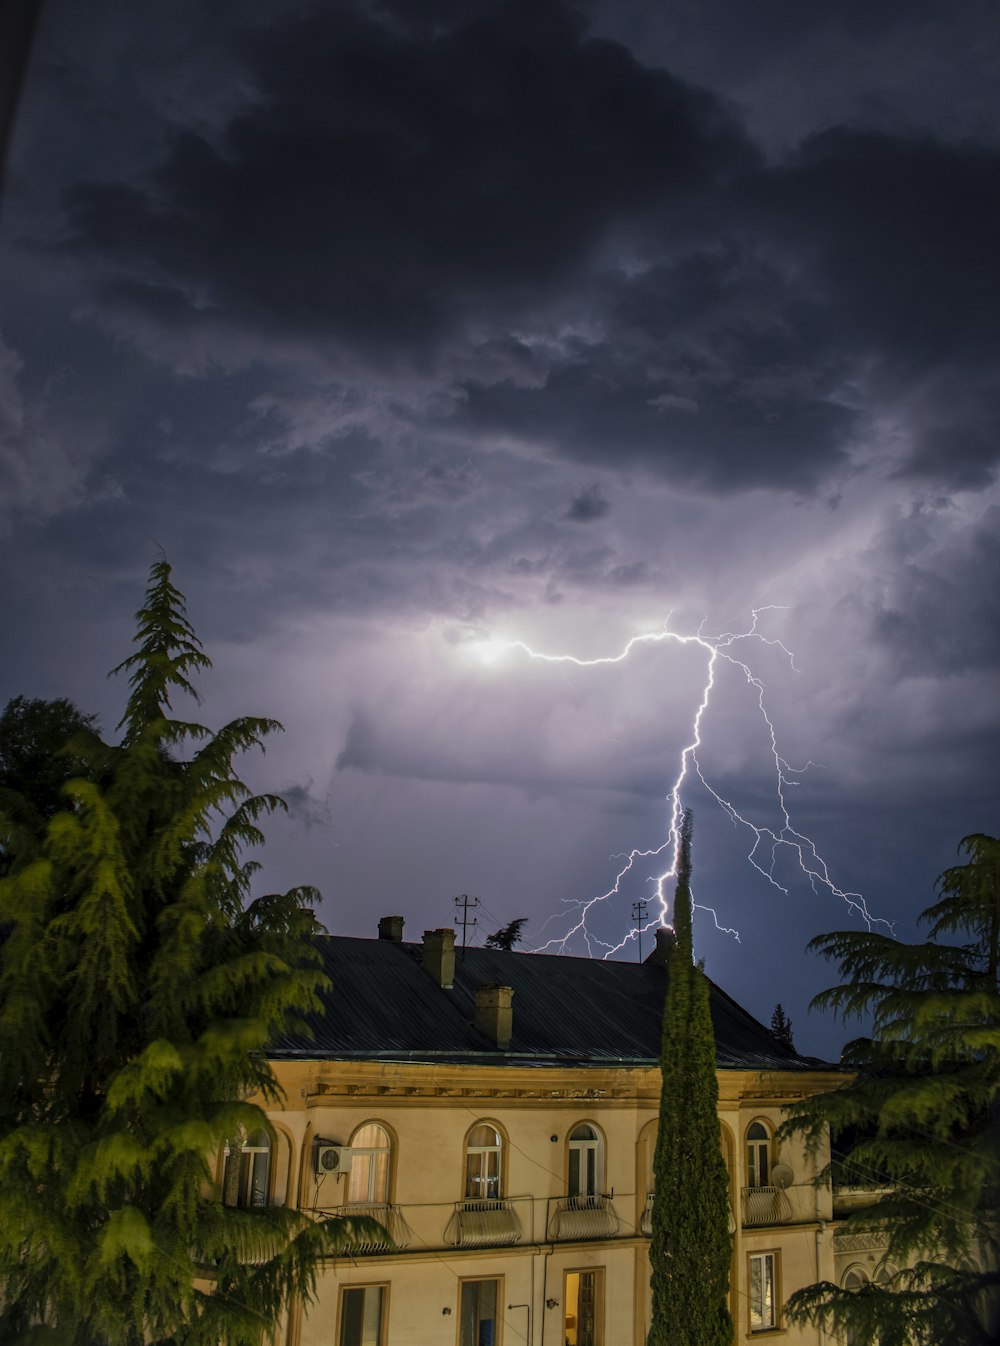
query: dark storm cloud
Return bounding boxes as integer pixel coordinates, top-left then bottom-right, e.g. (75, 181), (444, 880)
(565, 483), (610, 522)
(50, 0), (1000, 499)
(866, 503), (1000, 677)
(64, 0), (752, 352)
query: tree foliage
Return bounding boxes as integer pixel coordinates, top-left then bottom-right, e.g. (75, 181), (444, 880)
(0, 696), (100, 875)
(484, 917), (528, 950)
(0, 561), (375, 1346)
(770, 1002), (795, 1051)
(780, 832), (1000, 1346)
(648, 811), (733, 1346)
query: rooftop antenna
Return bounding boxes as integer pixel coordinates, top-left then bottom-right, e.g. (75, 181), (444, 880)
(453, 894), (480, 959)
(632, 899), (648, 962)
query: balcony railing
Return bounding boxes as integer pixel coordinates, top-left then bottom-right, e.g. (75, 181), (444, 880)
(741, 1183), (820, 1226)
(333, 1202), (414, 1253)
(444, 1198), (523, 1248)
(548, 1194), (620, 1241)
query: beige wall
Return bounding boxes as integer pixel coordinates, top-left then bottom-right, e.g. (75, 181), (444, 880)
(254, 1059), (846, 1346)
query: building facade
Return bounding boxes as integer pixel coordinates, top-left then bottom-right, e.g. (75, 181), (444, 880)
(235, 919), (860, 1346)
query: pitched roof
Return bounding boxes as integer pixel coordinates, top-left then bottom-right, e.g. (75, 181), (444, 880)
(272, 935), (831, 1071)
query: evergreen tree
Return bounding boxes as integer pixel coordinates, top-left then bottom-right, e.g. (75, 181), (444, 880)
(0, 561), (376, 1346)
(780, 832), (1000, 1346)
(0, 695), (100, 874)
(770, 1002), (795, 1050)
(648, 811), (733, 1346)
(484, 917), (528, 950)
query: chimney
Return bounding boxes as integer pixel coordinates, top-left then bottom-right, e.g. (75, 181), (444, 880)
(475, 984), (514, 1050)
(378, 915), (405, 942)
(644, 926), (676, 966)
(421, 928), (456, 988)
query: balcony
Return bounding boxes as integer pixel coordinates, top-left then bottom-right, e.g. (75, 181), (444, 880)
(334, 1203), (414, 1253)
(548, 1194), (620, 1241)
(741, 1183), (821, 1226)
(444, 1198), (523, 1248)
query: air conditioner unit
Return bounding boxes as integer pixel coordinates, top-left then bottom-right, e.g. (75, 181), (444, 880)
(316, 1144), (353, 1176)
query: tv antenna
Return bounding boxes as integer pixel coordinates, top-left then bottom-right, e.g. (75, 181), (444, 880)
(453, 894), (480, 958)
(632, 899), (648, 962)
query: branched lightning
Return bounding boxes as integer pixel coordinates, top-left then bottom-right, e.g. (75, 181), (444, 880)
(472, 608), (889, 958)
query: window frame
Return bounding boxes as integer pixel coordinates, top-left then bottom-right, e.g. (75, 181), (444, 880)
(567, 1121), (604, 1199)
(337, 1281), (388, 1346)
(221, 1127), (272, 1208)
(347, 1121), (394, 1205)
(463, 1120), (506, 1201)
(745, 1120), (772, 1189)
(563, 1266), (604, 1346)
(747, 1250), (780, 1333)
(457, 1274), (503, 1346)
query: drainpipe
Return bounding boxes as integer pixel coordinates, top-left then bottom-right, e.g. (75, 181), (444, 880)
(815, 1222), (826, 1346)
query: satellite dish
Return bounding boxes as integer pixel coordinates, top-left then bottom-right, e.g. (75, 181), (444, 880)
(772, 1163), (794, 1190)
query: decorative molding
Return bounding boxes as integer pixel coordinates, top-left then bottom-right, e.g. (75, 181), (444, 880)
(833, 1232), (890, 1252)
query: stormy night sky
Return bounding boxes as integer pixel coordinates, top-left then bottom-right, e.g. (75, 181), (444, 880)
(2, 0), (998, 1058)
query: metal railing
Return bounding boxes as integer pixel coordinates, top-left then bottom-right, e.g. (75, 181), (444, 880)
(332, 1202), (414, 1252)
(548, 1193), (620, 1241)
(741, 1183), (820, 1226)
(444, 1198), (523, 1248)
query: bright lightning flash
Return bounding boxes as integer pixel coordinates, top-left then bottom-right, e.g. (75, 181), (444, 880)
(476, 609), (888, 960)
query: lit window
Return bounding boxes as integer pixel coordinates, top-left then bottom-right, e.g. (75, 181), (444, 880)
(465, 1123), (502, 1200)
(222, 1128), (271, 1207)
(339, 1284), (385, 1346)
(460, 1278), (499, 1346)
(348, 1123), (391, 1204)
(746, 1122), (771, 1188)
(565, 1268), (603, 1346)
(749, 1252), (777, 1331)
(568, 1124), (601, 1198)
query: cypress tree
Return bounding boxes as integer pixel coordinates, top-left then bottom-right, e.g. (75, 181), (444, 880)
(0, 561), (375, 1346)
(648, 810), (733, 1346)
(780, 832), (1000, 1346)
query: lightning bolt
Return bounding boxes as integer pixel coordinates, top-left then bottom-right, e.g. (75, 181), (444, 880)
(469, 608), (888, 958)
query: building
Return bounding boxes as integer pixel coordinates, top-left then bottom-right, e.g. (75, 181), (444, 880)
(232, 917), (861, 1346)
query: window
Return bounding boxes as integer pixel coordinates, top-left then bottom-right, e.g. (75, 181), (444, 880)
(746, 1122), (771, 1188)
(564, 1269), (602, 1346)
(568, 1124), (601, 1198)
(749, 1252), (778, 1332)
(222, 1129), (271, 1207)
(460, 1277), (500, 1346)
(348, 1123), (391, 1204)
(465, 1123), (502, 1200)
(339, 1284), (385, 1346)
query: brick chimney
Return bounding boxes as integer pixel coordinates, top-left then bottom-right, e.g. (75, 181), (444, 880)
(421, 928), (456, 988)
(475, 984), (514, 1050)
(378, 915), (405, 942)
(644, 926), (675, 966)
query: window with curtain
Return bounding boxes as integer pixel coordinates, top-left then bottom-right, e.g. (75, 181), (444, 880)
(465, 1123), (502, 1200)
(348, 1123), (391, 1204)
(749, 1252), (777, 1331)
(565, 1269), (602, 1346)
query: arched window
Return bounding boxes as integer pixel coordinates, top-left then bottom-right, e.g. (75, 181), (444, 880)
(746, 1122), (771, 1188)
(843, 1266), (868, 1292)
(223, 1128), (271, 1207)
(568, 1123), (602, 1198)
(348, 1123), (392, 1204)
(465, 1123), (502, 1200)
